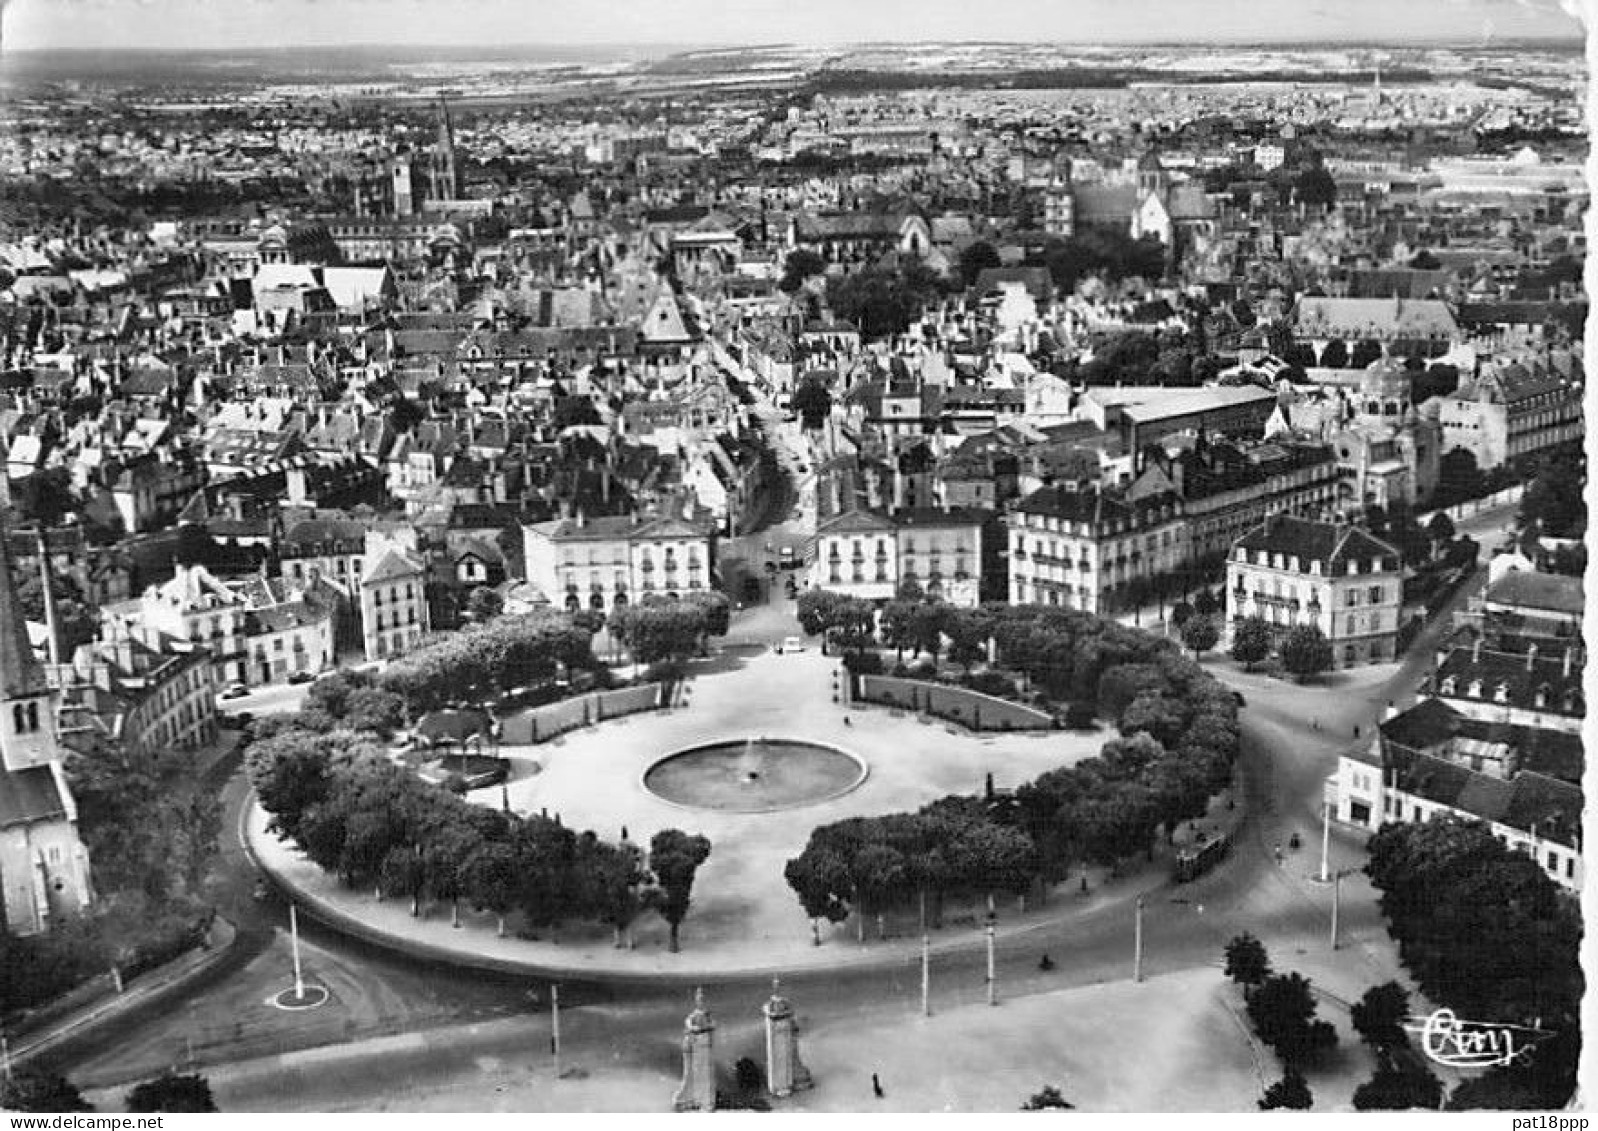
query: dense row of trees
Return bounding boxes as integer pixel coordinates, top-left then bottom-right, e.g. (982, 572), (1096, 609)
(1031, 230), (1167, 293)
(607, 592), (730, 665)
(246, 724), (712, 950)
(1519, 447), (1586, 540)
(785, 605), (1240, 928)
(784, 796), (1038, 936)
(376, 610), (600, 715)
(1222, 934), (1337, 1109)
(825, 260), (947, 340)
(0, 1069), (218, 1113)
(1366, 817), (1580, 1109)
(790, 372), (833, 429)
(1071, 329), (1219, 388)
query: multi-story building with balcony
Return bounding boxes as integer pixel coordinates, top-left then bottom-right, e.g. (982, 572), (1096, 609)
(809, 509), (899, 602)
(1006, 487), (1188, 615)
(522, 513), (716, 614)
(104, 564), (338, 687)
(359, 532), (431, 662)
(1226, 515), (1402, 667)
(105, 565), (251, 688)
(893, 507), (985, 608)
(1131, 438), (1342, 566)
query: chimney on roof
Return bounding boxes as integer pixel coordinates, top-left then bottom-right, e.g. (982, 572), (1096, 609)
(1564, 648), (1574, 678)
(1526, 643), (1538, 671)
(1472, 636), (1482, 664)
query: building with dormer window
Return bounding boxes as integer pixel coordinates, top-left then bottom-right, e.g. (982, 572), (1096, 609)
(1335, 692), (1583, 894)
(1226, 515), (1402, 666)
(1430, 638), (1583, 736)
(1006, 486), (1187, 616)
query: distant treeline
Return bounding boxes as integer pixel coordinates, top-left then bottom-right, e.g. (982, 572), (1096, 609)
(808, 67), (1433, 94)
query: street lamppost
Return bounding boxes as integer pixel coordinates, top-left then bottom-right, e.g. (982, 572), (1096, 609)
(1319, 801), (1333, 883)
(551, 984), (562, 1080)
(985, 923), (997, 1006)
(1329, 867), (1359, 951)
(921, 935), (931, 1017)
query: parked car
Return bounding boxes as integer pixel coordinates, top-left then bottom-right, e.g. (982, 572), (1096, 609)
(782, 635), (805, 653)
(287, 670), (315, 685)
(220, 683), (250, 700)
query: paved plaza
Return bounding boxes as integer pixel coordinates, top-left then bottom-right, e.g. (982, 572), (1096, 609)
(169, 966), (1381, 1113)
(248, 641), (1117, 975)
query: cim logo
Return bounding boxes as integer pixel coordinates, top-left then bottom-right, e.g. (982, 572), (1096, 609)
(1406, 1009), (1556, 1069)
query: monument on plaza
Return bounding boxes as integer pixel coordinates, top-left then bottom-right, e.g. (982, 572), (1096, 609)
(673, 987), (717, 1112)
(763, 978), (813, 1098)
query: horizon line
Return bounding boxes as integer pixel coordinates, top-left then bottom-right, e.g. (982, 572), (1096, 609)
(1, 33), (1586, 54)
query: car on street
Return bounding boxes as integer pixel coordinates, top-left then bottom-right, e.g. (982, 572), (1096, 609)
(779, 546), (798, 568)
(287, 670), (315, 685)
(220, 682), (250, 700)
(781, 636), (805, 653)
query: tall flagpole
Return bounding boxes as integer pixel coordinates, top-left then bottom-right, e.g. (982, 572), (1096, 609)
(290, 903), (305, 1000)
(1134, 896), (1145, 983)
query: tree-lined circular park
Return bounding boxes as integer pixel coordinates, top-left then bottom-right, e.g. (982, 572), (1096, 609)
(245, 598), (1242, 972)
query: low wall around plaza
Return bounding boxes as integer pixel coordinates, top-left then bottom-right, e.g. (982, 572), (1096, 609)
(855, 675), (1055, 731)
(501, 683), (665, 745)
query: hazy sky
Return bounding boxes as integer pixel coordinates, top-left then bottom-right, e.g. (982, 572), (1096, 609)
(0, 0), (1588, 52)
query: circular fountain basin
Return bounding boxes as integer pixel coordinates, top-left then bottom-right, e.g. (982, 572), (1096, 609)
(643, 738), (868, 813)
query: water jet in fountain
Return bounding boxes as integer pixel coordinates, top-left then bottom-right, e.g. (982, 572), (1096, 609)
(644, 738), (867, 813)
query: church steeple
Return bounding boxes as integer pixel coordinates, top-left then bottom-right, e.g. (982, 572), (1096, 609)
(0, 474), (48, 704)
(0, 453), (60, 775)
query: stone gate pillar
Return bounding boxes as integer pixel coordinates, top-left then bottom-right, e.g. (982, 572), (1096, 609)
(763, 978), (812, 1098)
(673, 987), (716, 1112)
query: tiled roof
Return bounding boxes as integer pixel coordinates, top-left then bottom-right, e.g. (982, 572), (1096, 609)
(1483, 570), (1583, 617)
(0, 765), (68, 830)
(1232, 515), (1400, 573)
(1013, 485), (1179, 528)
(891, 506), (988, 529)
(815, 508), (897, 535)
(361, 549), (423, 586)
(1435, 645), (1584, 718)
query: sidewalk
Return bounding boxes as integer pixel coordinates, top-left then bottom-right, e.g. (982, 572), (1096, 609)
(99, 967), (1270, 1113)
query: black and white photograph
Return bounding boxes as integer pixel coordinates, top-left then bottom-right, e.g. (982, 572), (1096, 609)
(0, 0), (1586, 1115)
